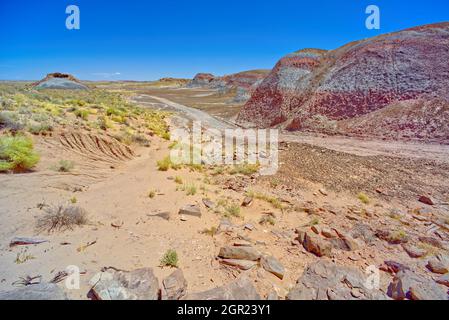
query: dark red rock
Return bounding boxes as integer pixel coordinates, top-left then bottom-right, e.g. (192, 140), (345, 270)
(418, 196), (434, 206)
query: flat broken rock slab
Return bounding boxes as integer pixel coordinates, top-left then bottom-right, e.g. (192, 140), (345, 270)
(90, 267), (159, 300)
(220, 259), (258, 270)
(184, 275), (260, 300)
(0, 283), (67, 300)
(218, 246), (261, 261)
(261, 255), (285, 279)
(179, 204), (201, 217)
(388, 269), (448, 300)
(287, 260), (388, 300)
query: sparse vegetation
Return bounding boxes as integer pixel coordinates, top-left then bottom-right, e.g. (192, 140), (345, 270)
(160, 249), (178, 268)
(246, 190), (283, 209)
(0, 134), (40, 172)
(70, 196), (77, 204)
(52, 160), (75, 172)
(200, 226), (217, 236)
(15, 250), (35, 264)
(174, 176), (183, 184)
(259, 215), (276, 226)
(148, 189), (157, 198)
(224, 203), (241, 217)
(230, 163), (259, 175)
(36, 205), (88, 232)
(358, 192), (370, 204)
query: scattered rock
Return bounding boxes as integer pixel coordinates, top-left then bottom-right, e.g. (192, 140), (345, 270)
(427, 253), (449, 274)
(154, 212), (171, 221)
(388, 270), (447, 300)
(220, 259), (258, 270)
(161, 269), (187, 300)
(419, 196), (434, 206)
(380, 261), (410, 274)
(260, 256), (285, 280)
(266, 291), (279, 300)
(287, 260), (388, 300)
(90, 268), (159, 300)
(179, 204), (201, 218)
(402, 243), (427, 258)
(111, 220), (124, 228)
(418, 236), (444, 249)
(233, 240), (252, 247)
(0, 283), (67, 300)
(330, 230), (361, 251)
(202, 199), (215, 209)
(376, 229), (408, 244)
(243, 223), (255, 231)
(217, 219), (234, 233)
(218, 246), (261, 261)
(319, 188), (328, 196)
(9, 237), (48, 247)
(321, 227), (336, 239)
(241, 196), (253, 207)
(185, 275), (260, 300)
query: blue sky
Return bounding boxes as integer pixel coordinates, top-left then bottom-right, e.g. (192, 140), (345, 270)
(1, 0), (448, 80)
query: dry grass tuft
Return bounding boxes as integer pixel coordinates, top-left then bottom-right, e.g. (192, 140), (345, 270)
(36, 205), (88, 232)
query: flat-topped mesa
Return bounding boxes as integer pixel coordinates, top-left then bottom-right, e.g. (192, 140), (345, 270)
(237, 22), (449, 142)
(33, 72), (88, 90)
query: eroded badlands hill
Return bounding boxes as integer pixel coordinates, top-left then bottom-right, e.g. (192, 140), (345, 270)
(237, 23), (449, 142)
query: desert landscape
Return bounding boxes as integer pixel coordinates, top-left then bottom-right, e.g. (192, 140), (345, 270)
(1, 21), (449, 301)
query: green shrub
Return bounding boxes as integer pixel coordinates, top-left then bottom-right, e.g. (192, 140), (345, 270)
(0, 135), (40, 172)
(157, 156), (172, 171)
(160, 249), (178, 268)
(225, 203), (241, 217)
(230, 163), (259, 175)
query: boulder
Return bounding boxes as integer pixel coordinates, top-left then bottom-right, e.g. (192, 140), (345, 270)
(161, 269), (187, 300)
(388, 270), (447, 300)
(218, 246), (261, 261)
(260, 255), (285, 279)
(0, 283), (67, 300)
(90, 268), (159, 300)
(179, 205), (201, 218)
(301, 231), (333, 257)
(184, 275), (260, 300)
(287, 260), (388, 300)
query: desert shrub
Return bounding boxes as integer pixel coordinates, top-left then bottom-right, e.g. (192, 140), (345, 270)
(157, 156), (179, 171)
(201, 226), (217, 236)
(28, 122), (53, 135)
(148, 189), (157, 198)
(74, 109), (89, 120)
(225, 203), (241, 217)
(0, 111), (24, 131)
(51, 160), (75, 172)
(160, 249), (178, 268)
(0, 135), (40, 172)
(36, 205), (88, 232)
(184, 183), (197, 196)
(174, 176), (183, 184)
(98, 116), (112, 130)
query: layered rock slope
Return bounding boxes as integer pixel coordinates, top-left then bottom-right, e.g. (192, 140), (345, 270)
(237, 23), (449, 142)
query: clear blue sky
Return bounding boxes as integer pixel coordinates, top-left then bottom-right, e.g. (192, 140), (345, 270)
(1, 0), (448, 80)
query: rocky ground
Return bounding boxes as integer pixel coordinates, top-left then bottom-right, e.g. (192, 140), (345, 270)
(0, 83), (448, 300)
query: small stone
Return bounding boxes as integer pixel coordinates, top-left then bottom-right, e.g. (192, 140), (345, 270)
(0, 283), (67, 300)
(9, 237), (48, 247)
(220, 259), (258, 270)
(161, 269), (187, 300)
(233, 240), (252, 247)
(319, 188), (328, 196)
(402, 243), (427, 258)
(111, 220), (124, 228)
(419, 196), (434, 206)
(155, 212), (171, 221)
(218, 246), (261, 261)
(436, 274), (449, 287)
(311, 225), (321, 235)
(418, 236), (443, 249)
(202, 198), (215, 209)
(260, 256), (285, 280)
(179, 215), (188, 221)
(179, 204), (201, 218)
(241, 197), (254, 207)
(266, 290), (278, 300)
(321, 227), (336, 239)
(243, 223), (254, 231)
